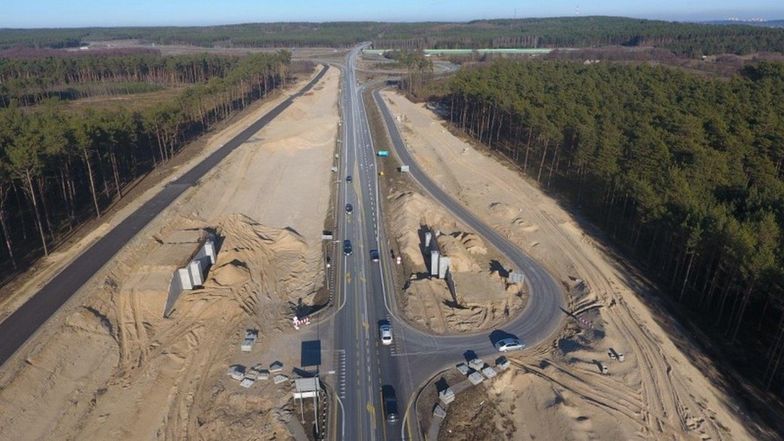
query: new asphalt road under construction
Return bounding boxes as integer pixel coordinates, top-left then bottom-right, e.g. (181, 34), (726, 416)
(0, 66), (329, 367)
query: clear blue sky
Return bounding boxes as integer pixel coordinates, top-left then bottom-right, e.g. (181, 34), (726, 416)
(2, 0), (782, 28)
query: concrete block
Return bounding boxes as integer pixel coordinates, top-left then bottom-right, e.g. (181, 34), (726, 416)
(430, 250), (439, 276)
(438, 256), (450, 279)
(433, 404), (447, 419)
(439, 388), (455, 405)
(456, 363), (470, 375)
(269, 361), (284, 373)
(188, 260), (204, 286)
(481, 366), (497, 379)
(273, 374), (289, 384)
(204, 239), (216, 264)
(468, 358), (484, 371)
(178, 268), (193, 290)
(468, 372), (484, 385)
(228, 365), (245, 381)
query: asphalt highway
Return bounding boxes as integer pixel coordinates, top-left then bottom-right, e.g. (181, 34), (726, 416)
(332, 44), (395, 441)
(0, 66), (329, 368)
(332, 46), (565, 441)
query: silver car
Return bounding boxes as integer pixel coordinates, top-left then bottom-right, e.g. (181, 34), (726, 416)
(379, 324), (393, 345)
(494, 337), (524, 352)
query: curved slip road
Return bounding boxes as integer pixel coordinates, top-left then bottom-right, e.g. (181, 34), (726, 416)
(371, 88), (566, 353)
(368, 88), (568, 439)
(0, 66), (329, 368)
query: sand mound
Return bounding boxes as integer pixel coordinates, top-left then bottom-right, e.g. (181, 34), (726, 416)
(388, 190), (527, 334)
(387, 191), (460, 265)
(460, 233), (488, 255)
(488, 201), (517, 218)
(211, 261), (251, 286)
(436, 234), (482, 272)
(0, 214), (314, 441)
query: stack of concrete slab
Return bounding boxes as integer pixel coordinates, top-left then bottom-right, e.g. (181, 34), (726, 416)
(240, 378), (255, 388)
(273, 374), (289, 385)
(250, 364), (270, 380)
(270, 361), (284, 373)
(468, 358), (485, 371)
(438, 388), (455, 405)
(456, 363), (470, 375)
(241, 329), (258, 352)
(495, 356), (510, 370)
(433, 404), (447, 419)
(468, 372), (484, 385)
(481, 366), (497, 379)
(227, 365), (245, 381)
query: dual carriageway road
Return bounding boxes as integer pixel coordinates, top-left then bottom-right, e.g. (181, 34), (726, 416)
(331, 45), (565, 440)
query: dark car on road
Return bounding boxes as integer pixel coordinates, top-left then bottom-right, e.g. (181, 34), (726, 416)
(346, 175), (352, 182)
(345, 203), (353, 214)
(369, 249), (379, 262)
(343, 240), (352, 256)
(381, 385), (398, 424)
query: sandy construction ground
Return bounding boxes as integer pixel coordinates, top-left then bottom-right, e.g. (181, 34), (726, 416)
(0, 67), (339, 441)
(386, 190), (525, 334)
(0, 69), (321, 322)
(381, 90), (757, 441)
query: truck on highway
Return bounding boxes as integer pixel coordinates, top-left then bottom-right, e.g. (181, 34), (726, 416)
(381, 385), (398, 423)
(377, 150), (389, 157)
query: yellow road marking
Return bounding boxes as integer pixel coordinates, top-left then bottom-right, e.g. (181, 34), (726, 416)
(345, 272), (351, 284)
(367, 402), (376, 427)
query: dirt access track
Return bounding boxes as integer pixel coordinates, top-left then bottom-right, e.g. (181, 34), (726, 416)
(0, 66), (339, 441)
(381, 90), (760, 441)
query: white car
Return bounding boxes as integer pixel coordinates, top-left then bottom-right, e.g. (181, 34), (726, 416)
(379, 324), (393, 345)
(494, 337), (524, 352)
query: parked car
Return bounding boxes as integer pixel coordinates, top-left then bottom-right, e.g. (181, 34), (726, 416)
(379, 323), (393, 345)
(346, 175), (352, 182)
(343, 240), (352, 256)
(369, 249), (379, 262)
(345, 203), (353, 214)
(494, 337), (524, 352)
